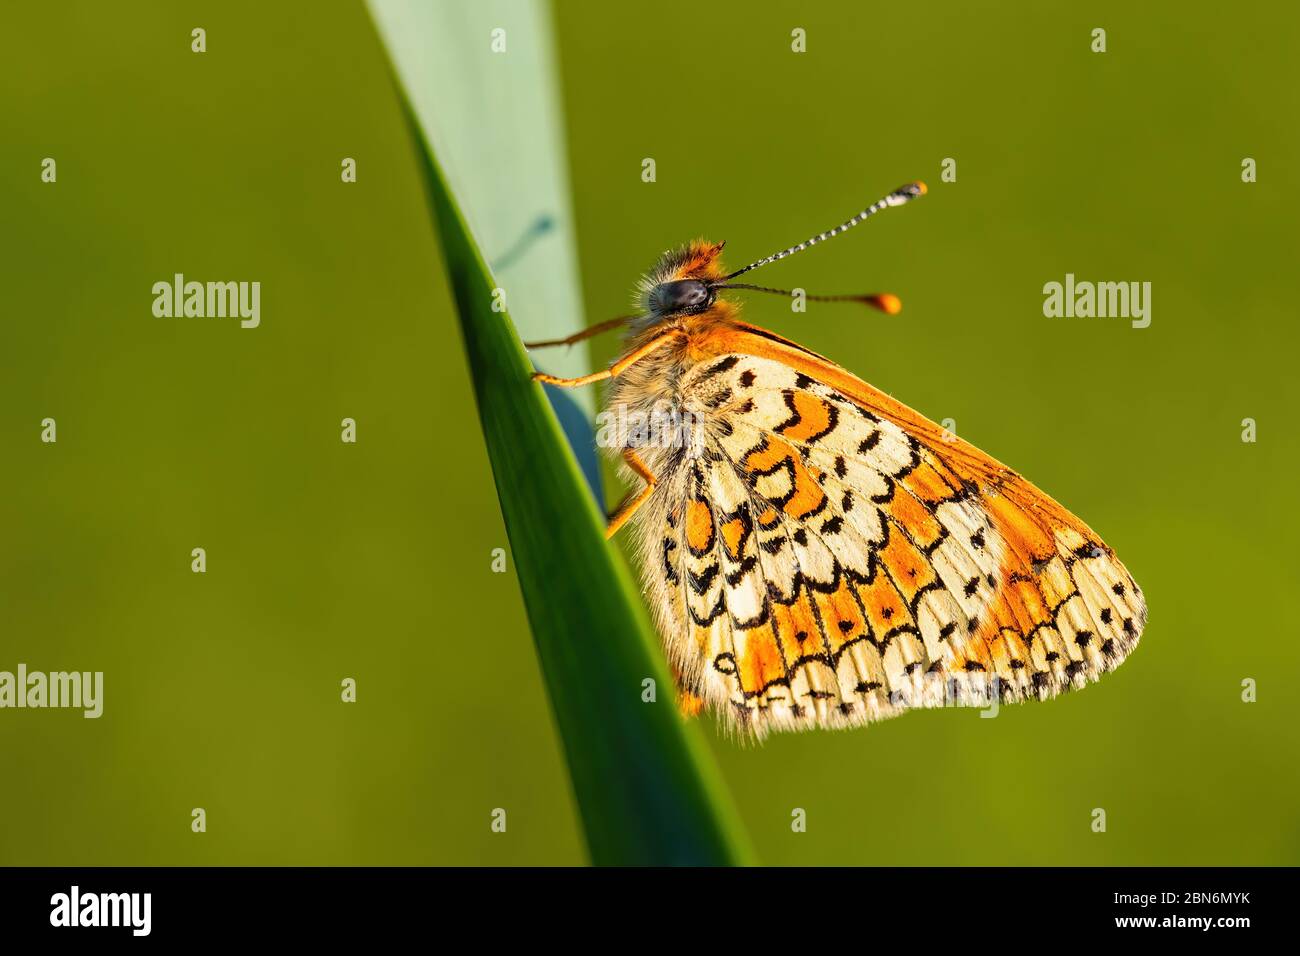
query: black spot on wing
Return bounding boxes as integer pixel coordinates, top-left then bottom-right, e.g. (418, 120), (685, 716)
(698, 355), (739, 381)
(662, 537), (679, 585)
(688, 562), (719, 594)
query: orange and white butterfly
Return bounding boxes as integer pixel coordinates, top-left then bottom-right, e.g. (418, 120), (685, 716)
(530, 182), (1145, 739)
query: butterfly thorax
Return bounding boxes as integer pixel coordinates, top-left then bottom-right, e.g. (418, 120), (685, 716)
(606, 303), (740, 473)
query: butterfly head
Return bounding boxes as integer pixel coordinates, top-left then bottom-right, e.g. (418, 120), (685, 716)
(639, 240), (729, 319)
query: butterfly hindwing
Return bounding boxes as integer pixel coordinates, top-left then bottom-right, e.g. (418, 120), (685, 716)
(639, 338), (1145, 737)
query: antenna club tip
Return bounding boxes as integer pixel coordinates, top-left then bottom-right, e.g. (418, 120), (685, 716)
(913, 181), (928, 196)
(868, 293), (903, 315)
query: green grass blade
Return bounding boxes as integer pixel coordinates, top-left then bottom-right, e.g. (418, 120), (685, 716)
(415, 128), (752, 866)
(365, 16), (754, 860)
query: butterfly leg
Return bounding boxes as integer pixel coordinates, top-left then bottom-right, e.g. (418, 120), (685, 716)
(531, 330), (682, 388)
(605, 449), (656, 539)
(522, 314), (636, 349)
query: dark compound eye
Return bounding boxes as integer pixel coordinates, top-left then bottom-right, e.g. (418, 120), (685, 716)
(651, 279), (715, 315)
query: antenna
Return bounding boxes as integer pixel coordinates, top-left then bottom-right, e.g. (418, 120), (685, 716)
(715, 283), (903, 314)
(720, 181), (926, 282)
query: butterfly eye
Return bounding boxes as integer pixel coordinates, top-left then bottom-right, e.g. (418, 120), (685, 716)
(651, 279), (715, 315)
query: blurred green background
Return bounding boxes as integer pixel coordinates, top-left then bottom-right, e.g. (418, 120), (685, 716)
(2, 0), (1296, 865)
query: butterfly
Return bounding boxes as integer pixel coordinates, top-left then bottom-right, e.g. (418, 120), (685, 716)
(528, 182), (1145, 738)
